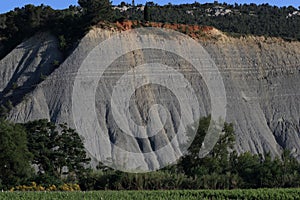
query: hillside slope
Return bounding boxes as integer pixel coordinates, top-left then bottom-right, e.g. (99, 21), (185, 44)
(1, 25), (299, 169)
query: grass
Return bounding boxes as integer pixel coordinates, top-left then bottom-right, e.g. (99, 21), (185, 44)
(1, 189), (300, 200)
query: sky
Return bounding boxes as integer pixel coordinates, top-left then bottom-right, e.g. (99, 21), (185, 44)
(0, 0), (299, 14)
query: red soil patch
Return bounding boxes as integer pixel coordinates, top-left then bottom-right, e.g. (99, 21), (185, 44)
(115, 20), (216, 40)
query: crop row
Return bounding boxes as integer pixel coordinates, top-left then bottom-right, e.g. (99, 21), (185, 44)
(1, 189), (300, 200)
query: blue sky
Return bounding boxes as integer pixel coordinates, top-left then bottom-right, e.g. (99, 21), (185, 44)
(0, 0), (299, 14)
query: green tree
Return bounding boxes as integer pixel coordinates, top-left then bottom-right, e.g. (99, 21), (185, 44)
(78, 0), (113, 24)
(233, 152), (261, 188)
(0, 119), (33, 190)
(259, 153), (283, 188)
(177, 116), (237, 189)
(144, 4), (150, 21)
(281, 150), (300, 187)
(179, 116), (235, 175)
(23, 119), (91, 184)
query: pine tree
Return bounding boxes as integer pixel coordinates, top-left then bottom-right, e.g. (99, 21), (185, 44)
(78, 0), (113, 24)
(144, 4), (150, 21)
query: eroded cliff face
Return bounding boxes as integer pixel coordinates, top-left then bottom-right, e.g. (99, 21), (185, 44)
(0, 32), (63, 110)
(1, 26), (299, 169)
(203, 35), (300, 158)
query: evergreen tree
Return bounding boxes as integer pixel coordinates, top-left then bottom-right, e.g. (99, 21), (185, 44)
(144, 4), (150, 21)
(0, 119), (33, 190)
(78, 0), (113, 24)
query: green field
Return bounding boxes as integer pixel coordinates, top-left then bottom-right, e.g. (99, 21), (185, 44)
(1, 189), (300, 200)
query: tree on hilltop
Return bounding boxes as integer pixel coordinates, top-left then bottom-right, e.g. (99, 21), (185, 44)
(78, 0), (113, 24)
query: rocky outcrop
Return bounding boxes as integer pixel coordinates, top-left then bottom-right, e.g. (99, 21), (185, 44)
(1, 26), (299, 170)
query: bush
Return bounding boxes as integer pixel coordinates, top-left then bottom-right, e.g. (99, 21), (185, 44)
(11, 182), (81, 191)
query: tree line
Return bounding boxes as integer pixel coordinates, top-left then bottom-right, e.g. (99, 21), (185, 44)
(0, 0), (113, 60)
(1, 116), (300, 190)
(126, 2), (300, 41)
(0, 119), (90, 190)
(80, 116), (300, 190)
(0, 1), (299, 61)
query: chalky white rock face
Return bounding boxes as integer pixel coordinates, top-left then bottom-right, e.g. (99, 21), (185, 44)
(2, 27), (300, 169)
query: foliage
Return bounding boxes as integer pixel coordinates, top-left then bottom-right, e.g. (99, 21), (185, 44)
(0, 2), (298, 66)
(123, 2), (300, 41)
(3, 189), (300, 199)
(78, 0), (113, 25)
(0, 101), (13, 118)
(0, 119), (33, 190)
(22, 119), (91, 184)
(144, 4), (150, 21)
(0, 5), (57, 59)
(1, 116), (300, 191)
(11, 182), (80, 191)
(177, 117), (235, 180)
(79, 169), (195, 190)
(0, 2), (298, 59)
(0, 2), (109, 60)
(78, 116), (300, 190)
(0, 119), (91, 190)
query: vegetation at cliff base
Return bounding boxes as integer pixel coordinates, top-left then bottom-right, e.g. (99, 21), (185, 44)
(1, 116), (300, 191)
(0, 119), (90, 190)
(0, 119), (32, 190)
